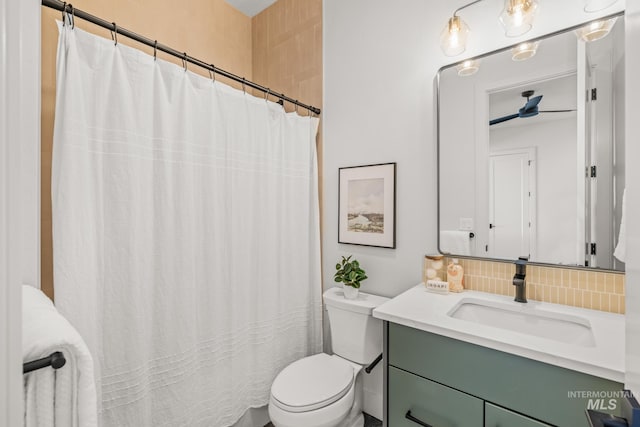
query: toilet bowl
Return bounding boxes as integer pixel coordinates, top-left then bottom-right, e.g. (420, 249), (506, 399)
(268, 288), (389, 427)
(268, 353), (363, 427)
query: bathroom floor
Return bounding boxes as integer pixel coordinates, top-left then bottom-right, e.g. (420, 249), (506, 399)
(363, 413), (383, 426)
(264, 413), (382, 427)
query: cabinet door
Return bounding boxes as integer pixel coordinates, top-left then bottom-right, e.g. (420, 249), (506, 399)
(389, 366), (483, 427)
(485, 403), (552, 427)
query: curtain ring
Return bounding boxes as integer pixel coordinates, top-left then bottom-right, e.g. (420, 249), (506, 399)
(69, 4), (75, 29)
(61, 2), (67, 26)
(264, 88), (270, 102)
(111, 23), (118, 46)
(153, 40), (158, 61)
(210, 64), (216, 82)
(182, 53), (187, 72)
(295, 101), (299, 114)
(241, 78), (246, 94)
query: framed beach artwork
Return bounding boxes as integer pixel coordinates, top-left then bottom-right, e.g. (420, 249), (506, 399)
(338, 163), (396, 248)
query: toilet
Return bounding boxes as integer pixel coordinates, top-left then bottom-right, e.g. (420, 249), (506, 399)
(268, 287), (389, 427)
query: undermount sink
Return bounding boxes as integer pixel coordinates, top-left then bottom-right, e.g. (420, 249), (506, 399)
(447, 298), (596, 347)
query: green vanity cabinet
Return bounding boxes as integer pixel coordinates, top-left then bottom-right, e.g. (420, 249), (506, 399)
(389, 366), (484, 426)
(386, 322), (623, 427)
(485, 403), (551, 427)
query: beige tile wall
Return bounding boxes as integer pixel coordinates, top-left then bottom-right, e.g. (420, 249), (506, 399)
(251, 0), (323, 250)
(426, 257), (625, 314)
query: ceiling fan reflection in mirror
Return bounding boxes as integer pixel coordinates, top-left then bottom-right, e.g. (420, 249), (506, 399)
(489, 90), (576, 126)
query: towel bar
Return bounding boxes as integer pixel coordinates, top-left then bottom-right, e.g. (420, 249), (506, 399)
(23, 351), (66, 374)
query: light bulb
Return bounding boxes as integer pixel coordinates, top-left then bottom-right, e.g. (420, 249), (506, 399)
(511, 41), (539, 61)
(456, 59), (480, 76)
(499, 0), (538, 37)
(575, 17), (618, 42)
(440, 16), (470, 57)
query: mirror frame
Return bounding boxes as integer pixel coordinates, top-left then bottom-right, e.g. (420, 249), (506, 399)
(436, 11), (625, 273)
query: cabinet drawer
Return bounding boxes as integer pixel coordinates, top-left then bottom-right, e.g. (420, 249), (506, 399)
(389, 366), (483, 427)
(388, 322), (622, 426)
(485, 403), (552, 427)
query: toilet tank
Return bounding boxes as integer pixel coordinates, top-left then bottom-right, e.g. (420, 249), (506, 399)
(323, 287), (390, 364)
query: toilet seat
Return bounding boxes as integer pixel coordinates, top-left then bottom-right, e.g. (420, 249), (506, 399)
(270, 353), (354, 413)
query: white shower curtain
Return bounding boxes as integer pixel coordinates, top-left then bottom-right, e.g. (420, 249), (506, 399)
(52, 23), (322, 426)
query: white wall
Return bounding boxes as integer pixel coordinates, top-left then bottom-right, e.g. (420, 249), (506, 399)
(323, 0), (435, 299)
(491, 117), (577, 265)
(624, 0), (640, 397)
(0, 0), (41, 424)
(612, 19), (626, 271)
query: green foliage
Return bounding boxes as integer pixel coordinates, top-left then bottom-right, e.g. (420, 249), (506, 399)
(333, 255), (368, 289)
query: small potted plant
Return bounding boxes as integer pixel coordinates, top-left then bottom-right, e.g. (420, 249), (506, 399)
(334, 255), (368, 300)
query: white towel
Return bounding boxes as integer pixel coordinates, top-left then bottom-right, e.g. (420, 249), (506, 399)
(22, 285), (98, 427)
(440, 230), (471, 256)
(614, 189), (627, 263)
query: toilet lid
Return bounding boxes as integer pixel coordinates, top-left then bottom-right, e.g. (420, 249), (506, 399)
(271, 353), (354, 413)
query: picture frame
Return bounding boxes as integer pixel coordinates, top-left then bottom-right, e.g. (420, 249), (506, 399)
(338, 162), (396, 248)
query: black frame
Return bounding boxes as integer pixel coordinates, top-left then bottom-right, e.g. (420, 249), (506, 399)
(338, 162), (396, 249)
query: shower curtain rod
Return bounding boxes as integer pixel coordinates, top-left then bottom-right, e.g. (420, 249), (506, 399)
(41, 0), (322, 116)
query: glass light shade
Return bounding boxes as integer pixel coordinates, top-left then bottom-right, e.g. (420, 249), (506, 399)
(511, 41), (539, 61)
(499, 0), (538, 37)
(575, 17), (617, 42)
(456, 59), (479, 76)
(440, 16), (470, 57)
(584, 0), (618, 12)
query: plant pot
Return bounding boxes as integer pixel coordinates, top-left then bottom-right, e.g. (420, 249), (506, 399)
(342, 284), (359, 300)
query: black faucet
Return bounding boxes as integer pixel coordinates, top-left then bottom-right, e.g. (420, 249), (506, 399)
(513, 257), (528, 303)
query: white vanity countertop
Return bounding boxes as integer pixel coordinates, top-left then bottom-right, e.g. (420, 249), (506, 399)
(373, 285), (625, 383)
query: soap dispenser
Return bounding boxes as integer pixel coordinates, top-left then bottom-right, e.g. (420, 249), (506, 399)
(447, 259), (464, 293)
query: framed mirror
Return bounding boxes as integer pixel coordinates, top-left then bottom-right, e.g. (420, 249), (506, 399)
(437, 13), (625, 272)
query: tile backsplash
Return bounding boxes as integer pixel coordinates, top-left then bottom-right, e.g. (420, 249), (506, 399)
(428, 258), (625, 314)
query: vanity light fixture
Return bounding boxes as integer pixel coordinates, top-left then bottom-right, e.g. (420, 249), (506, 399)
(439, 0), (484, 57)
(583, 0), (619, 13)
(440, 16), (470, 56)
(499, 0), (538, 37)
(575, 17), (618, 42)
(456, 59), (480, 76)
(511, 41), (539, 61)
